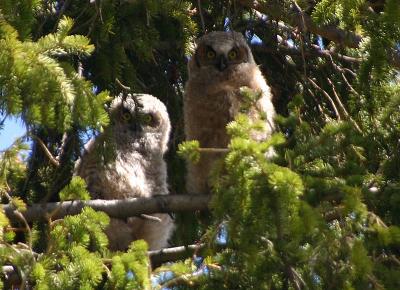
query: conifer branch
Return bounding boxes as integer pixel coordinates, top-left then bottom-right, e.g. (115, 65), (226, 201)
(3, 195), (211, 223)
(238, 0), (362, 48)
(1, 243), (209, 285)
(239, 0), (400, 69)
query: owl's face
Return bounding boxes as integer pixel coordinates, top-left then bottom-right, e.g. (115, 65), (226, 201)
(110, 94), (170, 155)
(192, 31), (254, 74)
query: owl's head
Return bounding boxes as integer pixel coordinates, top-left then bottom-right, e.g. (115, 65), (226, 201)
(109, 94), (171, 155)
(190, 31), (254, 74)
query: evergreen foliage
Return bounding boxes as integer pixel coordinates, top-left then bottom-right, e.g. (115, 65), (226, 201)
(1, 0), (400, 289)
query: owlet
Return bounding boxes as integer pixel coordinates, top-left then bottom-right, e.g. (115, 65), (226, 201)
(75, 94), (174, 250)
(184, 31), (275, 194)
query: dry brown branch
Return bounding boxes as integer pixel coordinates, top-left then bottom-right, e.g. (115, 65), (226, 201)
(326, 77), (362, 133)
(307, 77), (341, 119)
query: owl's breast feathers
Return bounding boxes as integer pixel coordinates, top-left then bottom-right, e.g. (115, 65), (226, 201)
(76, 148), (167, 200)
(184, 63), (274, 148)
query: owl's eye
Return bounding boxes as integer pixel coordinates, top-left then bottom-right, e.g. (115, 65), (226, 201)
(138, 113), (157, 127)
(206, 50), (216, 59)
(122, 112), (132, 121)
(142, 114), (153, 124)
(228, 49), (238, 60)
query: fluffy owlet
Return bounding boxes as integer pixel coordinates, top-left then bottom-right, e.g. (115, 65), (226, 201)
(75, 94), (174, 250)
(184, 31), (275, 195)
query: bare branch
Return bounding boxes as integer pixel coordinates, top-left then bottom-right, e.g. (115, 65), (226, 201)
(239, 0), (362, 48)
(149, 243), (205, 266)
(239, 0), (400, 69)
(326, 77), (362, 133)
(252, 44), (361, 65)
(3, 194), (211, 223)
(307, 77), (341, 119)
(30, 134), (60, 167)
(197, 0), (206, 33)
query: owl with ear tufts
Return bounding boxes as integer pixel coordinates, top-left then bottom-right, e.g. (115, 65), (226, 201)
(75, 94), (174, 251)
(184, 31), (276, 195)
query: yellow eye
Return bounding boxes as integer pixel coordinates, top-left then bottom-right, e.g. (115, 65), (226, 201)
(142, 114), (153, 124)
(122, 112), (131, 121)
(138, 113), (154, 125)
(206, 50), (216, 59)
(228, 50), (238, 60)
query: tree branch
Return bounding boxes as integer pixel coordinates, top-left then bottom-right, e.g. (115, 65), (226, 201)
(239, 0), (400, 69)
(2, 243), (214, 285)
(3, 194), (211, 223)
(30, 134), (60, 167)
(239, 0), (362, 48)
(252, 43), (361, 64)
(149, 243), (205, 266)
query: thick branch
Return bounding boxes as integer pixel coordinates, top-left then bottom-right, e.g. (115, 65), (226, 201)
(239, 0), (400, 69)
(239, 0), (361, 48)
(3, 195), (211, 223)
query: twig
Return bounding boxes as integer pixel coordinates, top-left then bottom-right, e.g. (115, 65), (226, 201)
(197, 0), (206, 33)
(310, 44), (361, 64)
(326, 77), (362, 133)
(29, 134), (60, 167)
(149, 243), (206, 265)
(288, 266), (306, 290)
(306, 87), (331, 121)
(340, 72), (359, 96)
(292, 0), (307, 78)
(252, 43), (361, 65)
(0, 113), (8, 127)
(13, 211), (33, 251)
(198, 148), (229, 154)
(307, 77), (341, 119)
(115, 78), (131, 91)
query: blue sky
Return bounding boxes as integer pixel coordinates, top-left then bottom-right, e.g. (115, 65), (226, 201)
(0, 117), (26, 150)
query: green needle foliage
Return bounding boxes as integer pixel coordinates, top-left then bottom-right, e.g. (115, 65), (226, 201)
(1, 0), (400, 289)
(0, 15), (109, 131)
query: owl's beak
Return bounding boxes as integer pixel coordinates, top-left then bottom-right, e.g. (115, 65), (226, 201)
(216, 56), (228, 71)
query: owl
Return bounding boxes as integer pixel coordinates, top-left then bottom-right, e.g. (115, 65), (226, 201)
(184, 31), (275, 195)
(75, 94), (174, 251)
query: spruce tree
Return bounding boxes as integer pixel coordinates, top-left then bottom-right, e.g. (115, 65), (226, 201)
(1, 0), (400, 289)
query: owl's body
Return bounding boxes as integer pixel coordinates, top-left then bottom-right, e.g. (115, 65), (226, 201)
(184, 31), (275, 195)
(75, 94), (174, 250)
